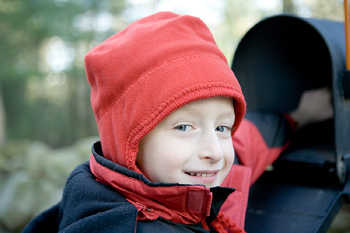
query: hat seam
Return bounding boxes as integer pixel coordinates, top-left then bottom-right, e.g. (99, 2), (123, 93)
(129, 83), (240, 141)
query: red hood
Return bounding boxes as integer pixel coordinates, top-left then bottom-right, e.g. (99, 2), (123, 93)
(84, 12), (246, 173)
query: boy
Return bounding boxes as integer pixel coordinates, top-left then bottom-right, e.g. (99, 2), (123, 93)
(23, 12), (332, 233)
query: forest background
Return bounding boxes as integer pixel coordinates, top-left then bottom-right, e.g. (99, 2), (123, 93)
(0, 0), (348, 233)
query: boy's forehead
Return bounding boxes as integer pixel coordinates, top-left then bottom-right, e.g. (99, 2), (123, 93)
(179, 96), (234, 109)
(165, 96), (235, 119)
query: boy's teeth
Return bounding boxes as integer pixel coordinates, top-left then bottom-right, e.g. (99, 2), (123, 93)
(188, 172), (214, 177)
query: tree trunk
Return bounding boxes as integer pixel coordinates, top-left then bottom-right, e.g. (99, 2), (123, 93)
(283, 0), (296, 14)
(0, 90), (6, 145)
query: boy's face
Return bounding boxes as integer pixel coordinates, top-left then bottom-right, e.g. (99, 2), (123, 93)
(137, 96), (235, 188)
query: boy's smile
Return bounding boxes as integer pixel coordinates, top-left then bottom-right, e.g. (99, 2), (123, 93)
(137, 96), (235, 188)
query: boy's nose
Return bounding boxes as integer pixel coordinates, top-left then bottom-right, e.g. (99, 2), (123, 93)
(198, 132), (223, 162)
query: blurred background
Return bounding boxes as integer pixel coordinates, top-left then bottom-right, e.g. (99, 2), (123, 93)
(0, 0), (348, 232)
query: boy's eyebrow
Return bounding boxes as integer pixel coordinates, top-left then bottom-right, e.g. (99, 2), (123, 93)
(218, 112), (236, 122)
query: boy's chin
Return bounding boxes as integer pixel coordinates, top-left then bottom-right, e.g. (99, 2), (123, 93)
(203, 183), (219, 188)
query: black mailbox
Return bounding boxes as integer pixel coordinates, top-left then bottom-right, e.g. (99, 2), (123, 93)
(232, 14), (350, 233)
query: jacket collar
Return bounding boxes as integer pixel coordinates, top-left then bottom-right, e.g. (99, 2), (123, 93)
(89, 141), (234, 225)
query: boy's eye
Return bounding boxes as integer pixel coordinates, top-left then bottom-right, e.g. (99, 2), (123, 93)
(174, 124), (192, 132)
(216, 125), (231, 133)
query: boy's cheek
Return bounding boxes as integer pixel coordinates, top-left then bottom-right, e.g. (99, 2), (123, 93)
(223, 141), (235, 162)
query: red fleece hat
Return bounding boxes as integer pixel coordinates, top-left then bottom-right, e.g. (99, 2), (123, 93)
(85, 12), (246, 172)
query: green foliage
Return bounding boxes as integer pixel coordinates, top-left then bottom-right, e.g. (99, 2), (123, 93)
(0, 0), (127, 147)
(0, 137), (96, 232)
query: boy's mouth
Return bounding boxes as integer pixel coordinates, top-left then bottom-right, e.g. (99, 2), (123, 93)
(184, 170), (219, 177)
